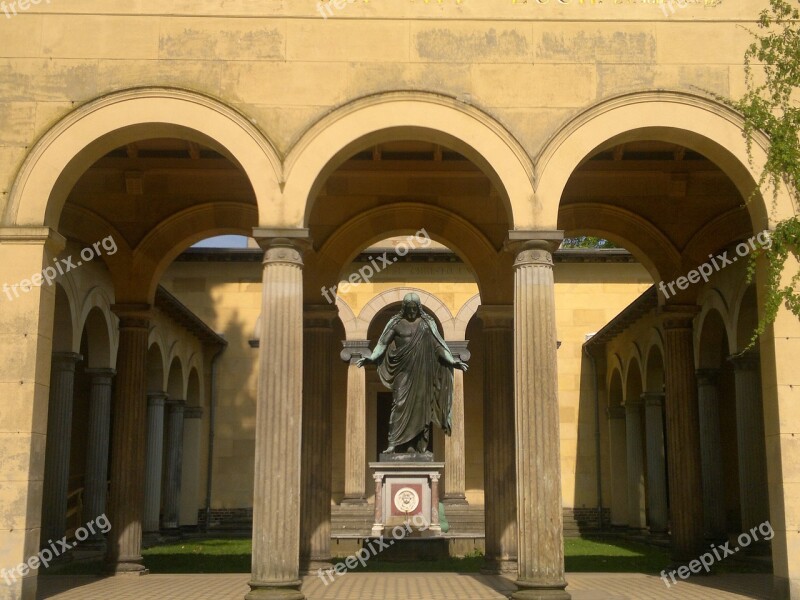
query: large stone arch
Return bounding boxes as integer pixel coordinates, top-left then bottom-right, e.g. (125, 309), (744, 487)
(282, 91), (535, 229)
(310, 203), (506, 303)
(537, 91), (786, 231)
(5, 87), (281, 228)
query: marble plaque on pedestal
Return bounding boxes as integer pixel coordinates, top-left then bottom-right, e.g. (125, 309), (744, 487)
(369, 461), (444, 537)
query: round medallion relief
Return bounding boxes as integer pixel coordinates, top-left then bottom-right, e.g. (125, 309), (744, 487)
(393, 487), (420, 513)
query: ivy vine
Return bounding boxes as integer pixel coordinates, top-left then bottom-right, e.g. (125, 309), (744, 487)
(726, 0), (800, 348)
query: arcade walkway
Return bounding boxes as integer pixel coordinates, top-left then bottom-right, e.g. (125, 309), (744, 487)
(38, 572), (772, 600)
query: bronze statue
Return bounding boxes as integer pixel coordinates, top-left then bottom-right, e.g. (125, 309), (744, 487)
(357, 293), (468, 455)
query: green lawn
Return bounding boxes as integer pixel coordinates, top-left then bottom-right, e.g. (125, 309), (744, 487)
(43, 536), (772, 576)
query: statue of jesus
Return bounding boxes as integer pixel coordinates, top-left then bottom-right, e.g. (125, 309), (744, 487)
(357, 293), (468, 455)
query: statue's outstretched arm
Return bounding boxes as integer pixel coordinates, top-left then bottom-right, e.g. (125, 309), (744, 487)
(356, 322), (396, 368)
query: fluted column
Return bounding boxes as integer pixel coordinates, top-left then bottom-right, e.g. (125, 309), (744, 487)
(662, 309), (704, 561)
(444, 340), (470, 505)
(248, 236), (306, 600)
(477, 305), (517, 574)
(300, 305), (337, 572)
(729, 352), (769, 532)
(625, 396), (647, 531)
(340, 340), (371, 505)
(143, 392), (167, 534)
(162, 399), (186, 531)
(642, 392), (668, 535)
(696, 369), (726, 539)
(105, 305), (151, 573)
(512, 238), (569, 600)
(41, 352), (82, 546)
(607, 405), (628, 527)
(83, 368), (116, 540)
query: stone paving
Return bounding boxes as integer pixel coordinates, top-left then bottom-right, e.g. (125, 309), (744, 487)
(37, 572), (773, 600)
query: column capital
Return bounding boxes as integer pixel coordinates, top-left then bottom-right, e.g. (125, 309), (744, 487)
(641, 392), (665, 407)
(111, 303), (152, 329)
(696, 368), (721, 385)
(506, 230), (563, 262)
(147, 391), (168, 406)
(0, 226), (66, 253)
(728, 351), (760, 371)
(253, 230), (311, 259)
(659, 304), (700, 330)
(166, 398), (186, 412)
(340, 339), (371, 363)
(607, 405), (626, 419)
(51, 352), (83, 371)
(260, 238), (308, 267)
(624, 394), (644, 408)
(446, 340), (470, 362)
(85, 367), (116, 379)
(253, 227), (310, 244)
(184, 406), (203, 419)
(476, 305), (513, 329)
(303, 304), (339, 330)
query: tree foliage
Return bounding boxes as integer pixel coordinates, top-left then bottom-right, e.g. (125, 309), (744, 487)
(728, 0), (800, 347)
(560, 236), (617, 249)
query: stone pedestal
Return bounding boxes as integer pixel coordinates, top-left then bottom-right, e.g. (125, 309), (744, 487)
(511, 238), (570, 600)
(248, 236), (306, 600)
(696, 369), (726, 540)
(41, 352), (82, 546)
(369, 462), (444, 536)
(83, 368), (115, 542)
(340, 340), (371, 506)
(444, 340), (469, 506)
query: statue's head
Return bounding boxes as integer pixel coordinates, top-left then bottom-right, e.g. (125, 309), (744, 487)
(401, 293), (421, 320)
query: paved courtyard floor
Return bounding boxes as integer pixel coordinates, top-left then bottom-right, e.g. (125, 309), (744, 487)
(38, 572), (773, 600)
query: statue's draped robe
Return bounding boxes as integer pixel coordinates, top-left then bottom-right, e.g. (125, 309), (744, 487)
(377, 313), (453, 447)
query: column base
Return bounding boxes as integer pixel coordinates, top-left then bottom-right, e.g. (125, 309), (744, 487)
(442, 495), (469, 506)
(481, 557), (518, 575)
(340, 497), (368, 506)
(107, 559), (148, 576)
(299, 559), (333, 575)
(246, 580), (304, 600)
(512, 580), (570, 600)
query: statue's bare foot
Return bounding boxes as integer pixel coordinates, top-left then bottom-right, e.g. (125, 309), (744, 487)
(383, 446), (396, 454)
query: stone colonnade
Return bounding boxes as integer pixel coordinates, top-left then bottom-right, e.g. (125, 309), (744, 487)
(246, 233), (570, 599)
